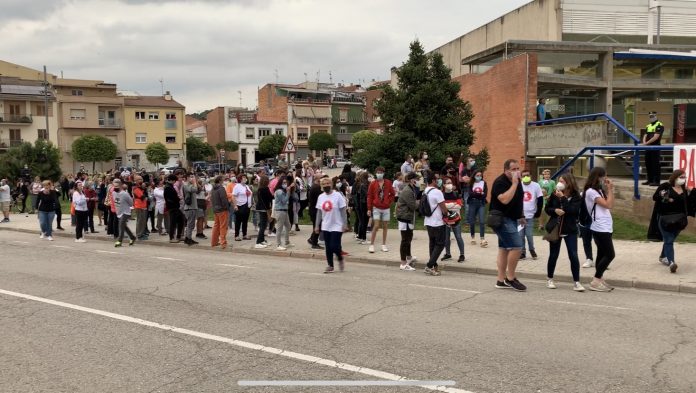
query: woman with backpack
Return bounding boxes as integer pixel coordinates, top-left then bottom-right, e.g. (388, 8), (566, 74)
(396, 172), (419, 270)
(651, 170), (695, 273)
(442, 176), (465, 263)
(467, 170), (488, 248)
(583, 167), (615, 292)
(544, 172), (584, 291)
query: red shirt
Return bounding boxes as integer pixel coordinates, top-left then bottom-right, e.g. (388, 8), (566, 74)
(367, 179), (395, 211)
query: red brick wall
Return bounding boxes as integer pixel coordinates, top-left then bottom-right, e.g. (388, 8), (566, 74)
(257, 84), (288, 123)
(454, 53), (537, 184)
(205, 107), (225, 148)
(365, 88), (384, 132)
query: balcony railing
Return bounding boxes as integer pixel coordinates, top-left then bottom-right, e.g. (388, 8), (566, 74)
(332, 96), (365, 104)
(0, 139), (24, 149)
(99, 119), (121, 128)
(0, 114), (33, 124)
(165, 119), (177, 129)
(288, 97), (330, 105)
(334, 116), (367, 124)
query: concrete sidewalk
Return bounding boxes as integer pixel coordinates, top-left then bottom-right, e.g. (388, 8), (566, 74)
(1, 213), (694, 294)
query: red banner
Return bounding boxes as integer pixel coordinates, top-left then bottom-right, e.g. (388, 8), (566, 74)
(674, 145), (696, 189)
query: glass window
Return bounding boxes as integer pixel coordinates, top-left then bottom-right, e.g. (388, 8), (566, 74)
(297, 128), (309, 140)
(70, 109), (86, 120)
(148, 112), (160, 120)
(136, 133), (147, 143)
(535, 52), (599, 78)
(165, 134), (176, 144)
(135, 111), (146, 120)
(275, 128), (284, 135)
(37, 129), (48, 140)
(246, 127), (255, 139)
(258, 128), (271, 138)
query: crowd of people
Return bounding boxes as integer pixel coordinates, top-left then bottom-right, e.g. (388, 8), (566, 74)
(2, 151), (694, 290)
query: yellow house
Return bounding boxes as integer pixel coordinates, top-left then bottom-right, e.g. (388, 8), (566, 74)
(123, 92), (185, 170)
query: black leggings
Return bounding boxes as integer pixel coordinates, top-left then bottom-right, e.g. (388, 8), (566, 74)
(356, 206), (368, 241)
(592, 231), (615, 279)
(235, 204), (250, 237)
(400, 228), (413, 261)
(75, 210), (88, 239)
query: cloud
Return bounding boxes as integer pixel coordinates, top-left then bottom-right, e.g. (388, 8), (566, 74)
(0, 0), (531, 112)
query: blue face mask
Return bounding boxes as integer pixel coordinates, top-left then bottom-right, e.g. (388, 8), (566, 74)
(475, 176), (482, 182)
(436, 179), (443, 188)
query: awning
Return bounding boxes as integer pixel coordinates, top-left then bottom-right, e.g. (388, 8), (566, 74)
(293, 106), (315, 118)
(312, 106), (332, 119)
(614, 49), (696, 61)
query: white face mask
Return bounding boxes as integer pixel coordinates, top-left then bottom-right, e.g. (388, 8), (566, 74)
(423, 154), (428, 160)
(445, 184), (454, 192)
(677, 178), (686, 186)
(556, 182), (566, 192)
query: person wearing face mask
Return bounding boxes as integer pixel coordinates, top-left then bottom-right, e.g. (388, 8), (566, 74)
(315, 177), (349, 273)
(273, 176), (293, 250)
(642, 111), (664, 186)
(538, 169), (556, 231)
(649, 170), (696, 273)
(442, 177), (465, 263)
(233, 174), (252, 241)
(414, 151), (430, 177)
(401, 154), (414, 175)
(519, 169), (543, 260)
(395, 172), (419, 270)
(545, 173), (585, 291)
(72, 181), (88, 243)
(458, 155), (478, 221)
(467, 170), (488, 247)
(183, 174), (201, 246)
(490, 159), (527, 291)
(366, 166), (396, 253)
(583, 167), (615, 292)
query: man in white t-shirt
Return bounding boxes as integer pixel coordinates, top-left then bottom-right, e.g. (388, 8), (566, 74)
(0, 179), (11, 223)
(315, 177), (348, 273)
(422, 171), (448, 276)
(519, 169), (544, 260)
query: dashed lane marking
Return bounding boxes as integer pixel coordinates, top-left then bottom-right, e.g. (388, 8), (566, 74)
(408, 284), (483, 294)
(546, 300), (636, 311)
(217, 264), (256, 269)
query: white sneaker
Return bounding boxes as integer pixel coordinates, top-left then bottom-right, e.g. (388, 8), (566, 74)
(547, 279), (557, 289)
(573, 282), (586, 292)
(276, 245), (287, 251)
(381, 245), (389, 252)
(268, 233), (276, 237)
(39, 233), (45, 239)
(75, 238), (86, 243)
(254, 243), (268, 249)
(262, 241), (269, 246)
(407, 256), (417, 264)
(47, 236), (54, 241)
(659, 257), (669, 266)
(582, 259), (594, 268)
(368, 245), (375, 253)
(400, 264), (416, 271)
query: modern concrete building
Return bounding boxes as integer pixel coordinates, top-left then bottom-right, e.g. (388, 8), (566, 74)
(0, 76), (58, 150)
(123, 92), (186, 170)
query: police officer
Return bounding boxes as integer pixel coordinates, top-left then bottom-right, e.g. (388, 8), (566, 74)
(642, 111), (664, 186)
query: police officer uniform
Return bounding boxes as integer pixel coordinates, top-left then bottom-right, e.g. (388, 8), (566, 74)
(643, 111), (664, 186)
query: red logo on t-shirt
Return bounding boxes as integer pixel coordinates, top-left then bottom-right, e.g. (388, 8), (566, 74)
(473, 186), (483, 194)
(321, 200), (333, 212)
(524, 191), (532, 202)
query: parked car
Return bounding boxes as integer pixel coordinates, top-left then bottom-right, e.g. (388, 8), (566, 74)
(246, 163), (265, 172)
(334, 158), (351, 168)
(160, 166), (178, 176)
(192, 161), (207, 172)
(206, 163), (231, 176)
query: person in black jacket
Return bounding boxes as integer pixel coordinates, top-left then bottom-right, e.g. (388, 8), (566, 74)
(164, 174), (184, 243)
(651, 170), (695, 273)
(353, 171), (369, 244)
(306, 176), (324, 249)
(545, 172), (585, 292)
(255, 175), (274, 248)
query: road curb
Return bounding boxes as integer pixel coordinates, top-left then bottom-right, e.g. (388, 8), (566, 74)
(0, 226), (687, 294)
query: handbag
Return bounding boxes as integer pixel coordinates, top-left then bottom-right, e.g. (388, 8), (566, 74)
(543, 216), (563, 242)
(660, 189), (689, 232)
(486, 209), (503, 230)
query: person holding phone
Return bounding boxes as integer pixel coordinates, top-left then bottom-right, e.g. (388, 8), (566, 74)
(583, 167), (615, 292)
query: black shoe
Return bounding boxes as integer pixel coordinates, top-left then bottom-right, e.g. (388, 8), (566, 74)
(205, 225), (212, 229)
(184, 238), (192, 245)
(195, 233), (207, 239)
(530, 250), (538, 260)
(519, 253), (527, 260)
(190, 238), (199, 245)
(441, 254), (452, 261)
(90, 231), (99, 234)
(56, 227), (65, 231)
(457, 255), (465, 263)
(505, 277), (527, 292)
(495, 280), (511, 289)
(642, 181), (650, 185)
(311, 244), (324, 250)
(295, 225), (300, 231)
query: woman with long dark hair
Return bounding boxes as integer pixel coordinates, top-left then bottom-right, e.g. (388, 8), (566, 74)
(545, 172), (584, 291)
(583, 167), (615, 292)
(652, 170), (695, 273)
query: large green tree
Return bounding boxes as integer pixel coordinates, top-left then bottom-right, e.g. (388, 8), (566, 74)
(186, 136), (215, 162)
(0, 139), (62, 182)
(215, 141), (239, 154)
(258, 134), (285, 157)
(71, 135), (118, 173)
(308, 132), (337, 153)
(353, 40), (487, 175)
(144, 142), (170, 168)
(351, 130), (378, 151)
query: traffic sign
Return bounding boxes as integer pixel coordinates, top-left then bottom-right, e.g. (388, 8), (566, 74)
(282, 136), (296, 153)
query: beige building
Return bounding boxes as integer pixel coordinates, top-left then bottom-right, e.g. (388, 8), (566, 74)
(55, 78), (126, 174)
(123, 93), (186, 170)
(0, 76), (59, 151)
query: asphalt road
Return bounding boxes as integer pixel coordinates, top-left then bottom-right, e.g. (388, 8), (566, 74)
(0, 230), (695, 393)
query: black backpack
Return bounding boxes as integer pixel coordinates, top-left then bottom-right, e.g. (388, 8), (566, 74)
(579, 192), (596, 227)
(419, 188), (434, 217)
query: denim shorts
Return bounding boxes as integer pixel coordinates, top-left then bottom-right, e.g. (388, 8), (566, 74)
(372, 207), (390, 222)
(495, 217), (523, 250)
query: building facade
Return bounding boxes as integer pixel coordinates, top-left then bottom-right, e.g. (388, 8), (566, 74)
(185, 115), (207, 141)
(123, 93), (186, 170)
(225, 110), (287, 166)
(331, 90), (366, 158)
(0, 76), (59, 151)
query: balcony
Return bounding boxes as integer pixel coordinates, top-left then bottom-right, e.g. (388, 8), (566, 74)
(336, 133), (353, 143)
(288, 96), (330, 105)
(0, 139), (24, 149)
(99, 119), (122, 128)
(165, 119), (177, 129)
(332, 96), (365, 104)
(333, 116), (367, 125)
(0, 114), (32, 124)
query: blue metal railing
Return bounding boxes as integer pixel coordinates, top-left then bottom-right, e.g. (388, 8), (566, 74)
(527, 113), (662, 200)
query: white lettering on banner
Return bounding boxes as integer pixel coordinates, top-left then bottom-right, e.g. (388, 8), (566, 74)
(674, 145), (696, 189)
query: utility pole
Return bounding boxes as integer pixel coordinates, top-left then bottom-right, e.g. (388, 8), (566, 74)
(43, 66), (49, 136)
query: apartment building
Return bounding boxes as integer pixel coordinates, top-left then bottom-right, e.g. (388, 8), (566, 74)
(123, 92), (186, 170)
(55, 78), (126, 173)
(226, 110), (287, 167)
(185, 115), (207, 141)
(331, 86), (367, 159)
(0, 76), (59, 151)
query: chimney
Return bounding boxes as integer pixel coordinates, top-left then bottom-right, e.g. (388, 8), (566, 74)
(164, 90), (172, 100)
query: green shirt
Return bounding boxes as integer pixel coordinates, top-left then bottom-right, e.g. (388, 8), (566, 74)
(539, 179), (556, 200)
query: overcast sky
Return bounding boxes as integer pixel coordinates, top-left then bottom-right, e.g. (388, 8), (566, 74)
(1, 0), (531, 113)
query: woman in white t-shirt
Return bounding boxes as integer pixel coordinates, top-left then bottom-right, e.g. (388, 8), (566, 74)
(583, 167), (615, 292)
(72, 181), (88, 243)
(233, 174), (253, 241)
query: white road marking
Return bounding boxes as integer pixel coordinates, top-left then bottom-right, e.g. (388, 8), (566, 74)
(0, 288), (473, 393)
(51, 245), (70, 249)
(12, 241), (29, 244)
(152, 257), (183, 261)
(546, 300), (636, 311)
(238, 380), (456, 387)
(298, 272), (325, 276)
(217, 264), (255, 269)
(96, 250), (121, 255)
(409, 284), (482, 294)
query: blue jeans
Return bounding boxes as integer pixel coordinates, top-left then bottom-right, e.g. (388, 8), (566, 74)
(658, 217), (681, 263)
(578, 224), (593, 261)
(547, 234), (580, 282)
(227, 203), (235, 229)
(520, 217), (535, 254)
(495, 217), (523, 250)
(445, 221), (464, 256)
(38, 211), (55, 237)
(323, 231), (343, 267)
(467, 199), (486, 238)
